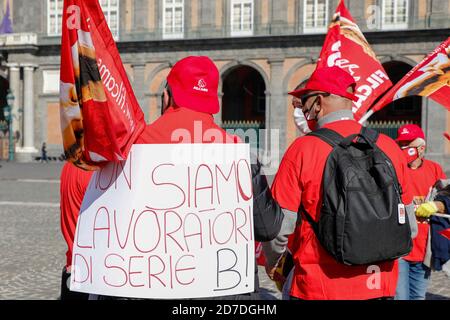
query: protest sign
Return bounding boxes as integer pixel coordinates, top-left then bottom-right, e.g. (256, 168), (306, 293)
(71, 144), (255, 299)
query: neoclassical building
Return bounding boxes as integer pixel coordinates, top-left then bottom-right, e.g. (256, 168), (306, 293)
(0, 0), (449, 169)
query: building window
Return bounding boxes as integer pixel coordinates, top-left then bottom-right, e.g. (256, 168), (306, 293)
(231, 0), (254, 37)
(47, 0), (63, 36)
(303, 0), (328, 34)
(47, 0), (119, 38)
(43, 70), (60, 94)
(100, 0), (120, 39)
(382, 0), (408, 30)
(163, 0), (184, 39)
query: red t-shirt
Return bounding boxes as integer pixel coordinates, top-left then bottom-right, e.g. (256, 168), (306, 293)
(136, 106), (239, 144)
(403, 159), (446, 262)
(60, 162), (94, 268)
(271, 120), (413, 300)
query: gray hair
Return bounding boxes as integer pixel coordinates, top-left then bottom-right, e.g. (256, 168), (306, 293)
(414, 138), (426, 147)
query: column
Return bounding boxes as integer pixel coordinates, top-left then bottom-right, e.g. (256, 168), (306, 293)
(270, 0), (290, 34)
(7, 63), (21, 148)
(423, 98), (447, 166)
(266, 58), (285, 173)
(133, 0), (148, 32)
(131, 63), (147, 120)
(16, 64), (37, 162)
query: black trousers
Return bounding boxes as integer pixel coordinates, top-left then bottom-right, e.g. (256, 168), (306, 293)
(60, 266), (89, 300)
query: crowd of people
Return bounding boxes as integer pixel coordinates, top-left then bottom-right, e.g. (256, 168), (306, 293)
(58, 55), (449, 301)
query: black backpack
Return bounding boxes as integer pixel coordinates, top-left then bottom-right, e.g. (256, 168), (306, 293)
(302, 127), (412, 265)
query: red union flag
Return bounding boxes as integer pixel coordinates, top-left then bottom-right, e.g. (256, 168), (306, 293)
(316, 0), (392, 121)
(363, 37), (450, 122)
(60, 0), (145, 171)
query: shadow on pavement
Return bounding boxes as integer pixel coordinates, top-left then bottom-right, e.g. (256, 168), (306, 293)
(426, 292), (450, 300)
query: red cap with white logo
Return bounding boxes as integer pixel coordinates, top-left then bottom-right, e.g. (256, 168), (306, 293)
(396, 124), (425, 142)
(167, 56), (220, 114)
(288, 66), (358, 102)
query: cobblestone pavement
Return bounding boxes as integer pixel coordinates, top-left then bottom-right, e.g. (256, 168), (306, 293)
(0, 162), (449, 300)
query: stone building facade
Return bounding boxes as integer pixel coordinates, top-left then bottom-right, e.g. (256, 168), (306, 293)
(0, 0), (449, 170)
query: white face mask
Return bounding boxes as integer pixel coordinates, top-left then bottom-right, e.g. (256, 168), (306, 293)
(293, 108), (312, 136)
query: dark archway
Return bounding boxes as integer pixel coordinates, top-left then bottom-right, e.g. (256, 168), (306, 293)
(370, 61), (422, 124)
(222, 66), (266, 128)
(0, 75), (9, 135)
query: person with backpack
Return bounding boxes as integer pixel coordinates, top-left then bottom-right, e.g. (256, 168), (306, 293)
(263, 66), (415, 300)
(394, 125), (447, 300)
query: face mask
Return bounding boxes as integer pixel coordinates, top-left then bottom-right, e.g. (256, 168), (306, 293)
(402, 147), (419, 165)
(293, 108), (312, 135)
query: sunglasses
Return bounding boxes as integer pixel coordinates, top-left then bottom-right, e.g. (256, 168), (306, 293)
(299, 92), (331, 107)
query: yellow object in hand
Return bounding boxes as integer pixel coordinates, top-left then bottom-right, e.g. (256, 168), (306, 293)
(416, 201), (439, 218)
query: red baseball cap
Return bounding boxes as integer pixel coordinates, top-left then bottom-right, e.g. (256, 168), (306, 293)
(289, 66), (358, 102)
(167, 56), (220, 114)
(396, 124), (425, 142)
(444, 132), (450, 141)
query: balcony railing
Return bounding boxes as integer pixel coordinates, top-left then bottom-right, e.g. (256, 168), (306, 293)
(0, 33), (37, 46)
(10, 12), (447, 46)
(221, 120), (415, 147)
(367, 120), (418, 140)
(222, 120), (264, 150)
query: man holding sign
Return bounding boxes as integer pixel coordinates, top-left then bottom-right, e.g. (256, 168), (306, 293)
(70, 56), (283, 300)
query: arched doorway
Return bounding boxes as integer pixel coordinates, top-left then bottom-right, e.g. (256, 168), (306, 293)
(221, 66), (266, 128)
(372, 61), (422, 123)
(0, 75), (10, 160)
(367, 61), (422, 139)
(0, 76), (9, 124)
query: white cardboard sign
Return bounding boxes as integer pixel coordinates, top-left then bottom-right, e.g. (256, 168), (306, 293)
(70, 144), (255, 299)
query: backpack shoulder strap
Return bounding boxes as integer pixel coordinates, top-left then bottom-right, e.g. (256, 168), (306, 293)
(299, 204), (319, 235)
(360, 126), (380, 144)
(307, 128), (345, 148)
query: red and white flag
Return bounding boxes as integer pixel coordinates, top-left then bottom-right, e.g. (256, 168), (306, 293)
(60, 0), (145, 171)
(361, 37), (450, 123)
(316, 0), (392, 121)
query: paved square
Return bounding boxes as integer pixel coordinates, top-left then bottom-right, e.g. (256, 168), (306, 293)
(0, 162), (449, 300)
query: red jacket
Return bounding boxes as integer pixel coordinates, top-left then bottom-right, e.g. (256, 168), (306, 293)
(136, 106), (238, 144)
(271, 120), (413, 300)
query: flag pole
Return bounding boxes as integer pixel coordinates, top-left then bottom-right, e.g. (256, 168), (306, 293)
(433, 213), (450, 220)
(358, 110), (374, 125)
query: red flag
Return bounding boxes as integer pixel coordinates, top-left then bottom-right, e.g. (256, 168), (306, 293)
(439, 228), (450, 240)
(362, 37), (450, 123)
(316, 0), (392, 121)
(255, 241), (266, 266)
(60, 0), (145, 171)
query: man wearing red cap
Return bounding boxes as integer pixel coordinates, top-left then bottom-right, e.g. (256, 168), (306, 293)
(79, 56), (283, 300)
(263, 66), (414, 300)
(395, 124), (446, 300)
